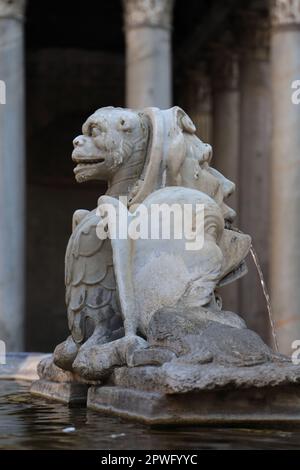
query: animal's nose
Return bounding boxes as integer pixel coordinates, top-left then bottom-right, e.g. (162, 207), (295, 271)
(223, 179), (235, 199)
(73, 135), (85, 148)
(223, 204), (236, 224)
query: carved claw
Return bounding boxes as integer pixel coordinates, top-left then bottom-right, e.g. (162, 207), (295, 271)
(72, 335), (148, 381)
(123, 334), (149, 367)
(53, 335), (79, 371)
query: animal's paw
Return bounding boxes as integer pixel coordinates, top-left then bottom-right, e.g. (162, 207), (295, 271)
(72, 335), (148, 381)
(37, 355), (77, 383)
(53, 335), (79, 371)
(129, 345), (177, 367)
(123, 334), (149, 367)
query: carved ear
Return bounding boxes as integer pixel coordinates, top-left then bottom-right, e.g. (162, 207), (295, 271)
(165, 107), (196, 185)
(172, 106), (196, 134)
(128, 106), (197, 207)
(128, 107), (164, 208)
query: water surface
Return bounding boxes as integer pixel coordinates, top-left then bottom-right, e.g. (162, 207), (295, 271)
(0, 380), (300, 450)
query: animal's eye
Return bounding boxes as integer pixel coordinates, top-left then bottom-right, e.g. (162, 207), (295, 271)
(91, 126), (101, 137)
(212, 183), (221, 199)
(206, 222), (218, 239)
(119, 118), (131, 132)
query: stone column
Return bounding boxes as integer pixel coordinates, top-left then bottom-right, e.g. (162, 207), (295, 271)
(183, 63), (213, 144)
(270, 0), (300, 354)
(211, 48), (240, 312)
(0, 0), (25, 351)
(212, 48), (239, 213)
(123, 0), (174, 108)
(238, 12), (272, 343)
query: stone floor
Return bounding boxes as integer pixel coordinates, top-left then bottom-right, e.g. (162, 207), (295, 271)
(0, 353), (50, 382)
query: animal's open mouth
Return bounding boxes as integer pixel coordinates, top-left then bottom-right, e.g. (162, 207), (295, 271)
(217, 224), (249, 287)
(73, 158), (105, 174)
(73, 157), (105, 164)
(218, 260), (247, 287)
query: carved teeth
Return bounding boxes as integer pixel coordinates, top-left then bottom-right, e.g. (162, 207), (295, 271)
(73, 159), (105, 174)
(75, 158), (104, 164)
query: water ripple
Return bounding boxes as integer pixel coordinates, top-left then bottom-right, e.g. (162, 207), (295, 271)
(0, 381), (300, 449)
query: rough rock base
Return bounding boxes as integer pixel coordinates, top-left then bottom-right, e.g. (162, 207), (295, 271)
(30, 379), (88, 406)
(87, 384), (300, 425)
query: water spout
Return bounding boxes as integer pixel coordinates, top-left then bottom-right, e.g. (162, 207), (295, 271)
(231, 226), (279, 352)
(249, 245), (279, 353)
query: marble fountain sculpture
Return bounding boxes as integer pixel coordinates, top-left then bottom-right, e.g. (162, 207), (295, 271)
(31, 106), (300, 424)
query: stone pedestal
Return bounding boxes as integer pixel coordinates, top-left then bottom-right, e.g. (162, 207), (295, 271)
(31, 380), (88, 406)
(29, 355), (90, 405)
(0, 0), (25, 351)
(123, 0), (174, 108)
(87, 356), (300, 425)
(32, 352), (300, 425)
(270, 0), (300, 354)
(88, 384), (300, 425)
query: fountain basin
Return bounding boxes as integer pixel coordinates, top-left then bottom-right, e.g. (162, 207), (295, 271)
(30, 359), (300, 426)
(2, 380), (300, 449)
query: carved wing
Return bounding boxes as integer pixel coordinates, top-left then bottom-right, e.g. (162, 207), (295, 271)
(65, 209), (121, 342)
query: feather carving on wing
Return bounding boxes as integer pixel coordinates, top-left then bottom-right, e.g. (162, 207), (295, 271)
(65, 209), (121, 340)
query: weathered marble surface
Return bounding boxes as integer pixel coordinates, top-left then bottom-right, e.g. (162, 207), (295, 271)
(88, 384), (300, 425)
(31, 105), (300, 424)
(30, 380), (88, 406)
(110, 359), (300, 394)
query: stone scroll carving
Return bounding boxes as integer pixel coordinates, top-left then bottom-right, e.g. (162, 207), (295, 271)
(0, 0), (25, 20)
(271, 0), (300, 26)
(37, 106), (296, 395)
(123, 0), (174, 29)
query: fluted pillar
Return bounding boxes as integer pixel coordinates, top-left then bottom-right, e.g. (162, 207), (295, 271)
(211, 48), (240, 312)
(0, 0), (25, 351)
(238, 12), (272, 342)
(212, 48), (239, 212)
(123, 0), (174, 108)
(183, 63), (213, 144)
(270, 0), (300, 354)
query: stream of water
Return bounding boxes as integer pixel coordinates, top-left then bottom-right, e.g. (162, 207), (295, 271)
(231, 226), (279, 352)
(249, 245), (279, 352)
